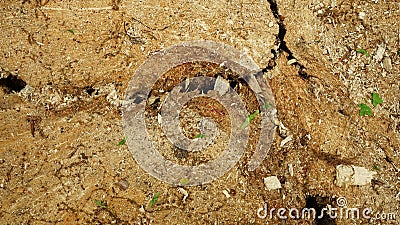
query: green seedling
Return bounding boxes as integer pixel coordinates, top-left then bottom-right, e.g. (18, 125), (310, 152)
(241, 110), (260, 129)
(149, 192), (160, 208)
(358, 93), (383, 117)
(67, 29), (75, 34)
(371, 93), (383, 107)
(194, 133), (207, 139)
(117, 138), (126, 146)
(358, 103), (372, 116)
(397, 50), (400, 56)
(356, 48), (370, 57)
(94, 199), (107, 209)
(179, 178), (189, 185)
(264, 102), (272, 110)
(373, 164), (381, 171)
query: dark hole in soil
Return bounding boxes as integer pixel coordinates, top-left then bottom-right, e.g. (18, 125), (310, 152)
(84, 86), (96, 95)
(305, 195), (336, 225)
(0, 74), (27, 93)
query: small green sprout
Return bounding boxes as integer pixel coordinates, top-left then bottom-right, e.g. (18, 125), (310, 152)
(373, 164), (381, 171)
(194, 133), (207, 139)
(149, 192), (160, 208)
(264, 102), (272, 110)
(397, 50), (400, 56)
(94, 199), (107, 209)
(117, 138), (126, 146)
(179, 178), (189, 185)
(241, 110), (260, 129)
(358, 104), (372, 116)
(371, 93), (383, 107)
(356, 48), (370, 57)
(67, 29), (75, 34)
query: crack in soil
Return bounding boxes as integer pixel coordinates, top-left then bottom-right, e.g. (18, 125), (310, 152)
(265, 0), (311, 80)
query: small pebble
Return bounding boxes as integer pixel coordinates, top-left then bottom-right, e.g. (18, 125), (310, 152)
(117, 179), (129, 191)
(287, 59), (297, 65)
(177, 187), (188, 202)
(268, 21), (274, 27)
(358, 12), (366, 20)
(280, 135), (293, 148)
(264, 176), (282, 191)
(288, 164), (294, 176)
(222, 189), (231, 198)
(382, 57), (392, 71)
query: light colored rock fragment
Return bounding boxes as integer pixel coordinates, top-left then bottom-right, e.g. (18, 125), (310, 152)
(177, 187), (188, 202)
(358, 12), (366, 20)
(288, 163), (294, 176)
(287, 59), (297, 65)
(280, 135), (293, 148)
(139, 205), (145, 213)
(336, 165), (377, 187)
(382, 57), (392, 71)
(264, 176), (282, 191)
(222, 189), (231, 198)
(374, 43), (386, 62)
(214, 76), (230, 96)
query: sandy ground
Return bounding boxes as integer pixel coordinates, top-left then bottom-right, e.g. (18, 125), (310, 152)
(0, 0), (399, 224)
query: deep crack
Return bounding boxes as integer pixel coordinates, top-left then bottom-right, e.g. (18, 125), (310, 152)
(264, 0), (311, 80)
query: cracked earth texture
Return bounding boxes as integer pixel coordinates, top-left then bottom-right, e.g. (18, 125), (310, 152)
(0, 0), (399, 224)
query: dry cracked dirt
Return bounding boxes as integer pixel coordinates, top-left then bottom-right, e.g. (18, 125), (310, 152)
(0, 0), (399, 224)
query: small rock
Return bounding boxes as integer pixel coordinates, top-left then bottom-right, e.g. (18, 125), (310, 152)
(288, 164), (294, 176)
(139, 205), (145, 213)
(277, 121), (290, 138)
(157, 113), (162, 124)
(335, 165), (377, 187)
(374, 43), (386, 62)
(268, 21), (274, 27)
(382, 57), (392, 71)
(358, 12), (366, 20)
(177, 187), (188, 202)
(214, 76), (229, 96)
(264, 176), (282, 191)
(117, 179), (129, 191)
(222, 189), (231, 198)
(280, 135), (293, 148)
(287, 59), (297, 65)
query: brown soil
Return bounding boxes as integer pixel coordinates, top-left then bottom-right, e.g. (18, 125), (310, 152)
(1, 0), (399, 224)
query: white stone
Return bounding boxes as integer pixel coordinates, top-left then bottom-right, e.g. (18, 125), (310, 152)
(288, 164), (294, 176)
(374, 43), (386, 62)
(287, 59), (297, 65)
(336, 165), (377, 187)
(358, 12), (366, 20)
(264, 176), (282, 190)
(139, 205), (145, 213)
(222, 189), (231, 198)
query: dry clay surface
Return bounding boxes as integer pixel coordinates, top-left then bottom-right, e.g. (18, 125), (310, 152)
(0, 0), (399, 224)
